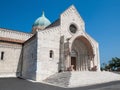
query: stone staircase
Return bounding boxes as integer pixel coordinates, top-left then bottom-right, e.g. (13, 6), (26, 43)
(43, 72), (71, 87)
(43, 71), (120, 88)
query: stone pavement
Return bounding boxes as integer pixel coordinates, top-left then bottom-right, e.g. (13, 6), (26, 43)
(0, 78), (120, 90)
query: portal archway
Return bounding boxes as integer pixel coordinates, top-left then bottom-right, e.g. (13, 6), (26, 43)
(70, 36), (94, 71)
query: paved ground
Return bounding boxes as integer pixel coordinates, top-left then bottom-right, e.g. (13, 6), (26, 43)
(0, 78), (120, 90)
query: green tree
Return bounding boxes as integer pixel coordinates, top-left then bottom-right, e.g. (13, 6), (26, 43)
(101, 57), (120, 71)
(108, 57), (120, 71)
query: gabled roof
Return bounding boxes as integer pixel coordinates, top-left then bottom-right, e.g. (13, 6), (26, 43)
(46, 19), (60, 29)
(0, 37), (25, 44)
(0, 28), (32, 44)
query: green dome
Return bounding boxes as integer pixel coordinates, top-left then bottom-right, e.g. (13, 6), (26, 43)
(33, 12), (51, 27)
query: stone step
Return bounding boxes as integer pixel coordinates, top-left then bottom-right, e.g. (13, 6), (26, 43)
(69, 71), (120, 87)
(43, 71), (120, 88)
(43, 72), (71, 87)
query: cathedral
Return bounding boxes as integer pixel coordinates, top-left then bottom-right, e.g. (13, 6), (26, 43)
(0, 5), (100, 81)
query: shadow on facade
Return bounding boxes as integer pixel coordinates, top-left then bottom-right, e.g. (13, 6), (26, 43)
(16, 35), (37, 80)
(58, 36), (65, 72)
(16, 46), (23, 77)
(54, 35), (71, 87)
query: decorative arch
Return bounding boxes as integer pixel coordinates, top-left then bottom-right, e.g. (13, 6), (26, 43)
(67, 35), (95, 71)
(69, 34), (94, 55)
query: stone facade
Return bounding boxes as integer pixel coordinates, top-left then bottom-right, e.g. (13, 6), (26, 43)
(0, 5), (100, 81)
(0, 28), (32, 41)
(0, 42), (22, 77)
(0, 28), (32, 77)
(22, 35), (37, 80)
(36, 27), (61, 81)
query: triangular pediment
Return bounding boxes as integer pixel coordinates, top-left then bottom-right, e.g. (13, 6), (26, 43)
(59, 5), (85, 32)
(60, 5), (84, 25)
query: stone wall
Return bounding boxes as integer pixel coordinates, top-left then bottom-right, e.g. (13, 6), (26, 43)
(0, 28), (32, 41)
(85, 33), (100, 71)
(35, 5), (100, 81)
(60, 5), (100, 71)
(0, 42), (22, 77)
(36, 27), (61, 81)
(22, 35), (37, 80)
(60, 5), (85, 40)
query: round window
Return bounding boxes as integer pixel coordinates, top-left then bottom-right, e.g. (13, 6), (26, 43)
(69, 24), (77, 34)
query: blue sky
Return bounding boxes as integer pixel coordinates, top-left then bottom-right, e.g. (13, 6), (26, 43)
(0, 0), (120, 65)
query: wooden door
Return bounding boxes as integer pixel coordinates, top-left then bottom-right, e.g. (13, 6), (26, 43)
(71, 57), (76, 70)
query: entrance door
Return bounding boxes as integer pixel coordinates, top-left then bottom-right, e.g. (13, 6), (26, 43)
(71, 57), (76, 70)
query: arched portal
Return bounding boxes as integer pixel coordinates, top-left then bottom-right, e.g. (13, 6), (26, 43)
(70, 36), (94, 71)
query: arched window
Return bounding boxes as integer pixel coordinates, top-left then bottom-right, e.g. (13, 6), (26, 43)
(50, 50), (54, 58)
(1, 51), (4, 60)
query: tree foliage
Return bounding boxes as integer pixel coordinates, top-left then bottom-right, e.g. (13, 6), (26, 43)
(101, 57), (120, 71)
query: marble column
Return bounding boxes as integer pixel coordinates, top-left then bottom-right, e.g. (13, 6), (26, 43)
(85, 55), (88, 71)
(83, 55), (85, 71)
(92, 57), (95, 67)
(60, 36), (65, 71)
(79, 55), (81, 71)
(80, 55), (83, 71)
